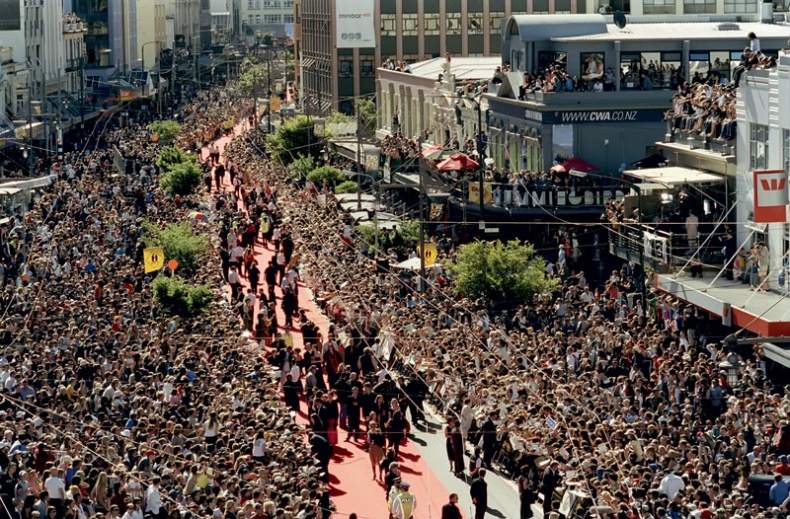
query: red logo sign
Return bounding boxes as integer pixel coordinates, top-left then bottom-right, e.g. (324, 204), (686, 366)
(754, 169), (788, 223)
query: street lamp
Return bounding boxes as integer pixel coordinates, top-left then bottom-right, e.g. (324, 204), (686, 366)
(467, 94), (487, 230)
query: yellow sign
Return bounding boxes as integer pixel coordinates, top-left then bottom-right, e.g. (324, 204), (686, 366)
(269, 96), (282, 112)
(419, 243), (438, 267)
(143, 247), (165, 273)
(468, 182), (493, 205)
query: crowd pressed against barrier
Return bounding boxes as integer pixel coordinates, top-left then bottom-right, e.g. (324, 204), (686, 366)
(0, 72), (788, 519)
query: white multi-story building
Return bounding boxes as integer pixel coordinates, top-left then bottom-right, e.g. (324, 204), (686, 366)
(735, 51), (790, 286)
(137, 0), (168, 68)
(241, 0), (294, 36)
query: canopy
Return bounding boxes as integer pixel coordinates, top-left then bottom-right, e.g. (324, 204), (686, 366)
(623, 166), (724, 186)
(550, 157), (599, 174)
(436, 153), (480, 171)
(392, 257), (442, 271)
(630, 153), (669, 169)
(421, 144), (444, 160)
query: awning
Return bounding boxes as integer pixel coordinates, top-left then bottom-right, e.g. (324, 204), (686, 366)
(624, 166), (723, 185)
(392, 257), (442, 271)
(763, 343), (790, 369)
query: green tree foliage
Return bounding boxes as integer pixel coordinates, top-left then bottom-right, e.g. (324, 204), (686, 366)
(354, 220), (420, 255)
(287, 154), (315, 180)
(355, 98), (377, 136)
(238, 57), (267, 96)
(307, 165), (344, 185)
(266, 115), (317, 165)
(160, 161), (203, 196)
(334, 181), (358, 194)
(152, 276), (213, 316)
(447, 240), (559, 304)
(142, 221), (209, 273)
(156, 145), (197, 173)
(326, 111), (353, 125)
(149, 120), (182, 141)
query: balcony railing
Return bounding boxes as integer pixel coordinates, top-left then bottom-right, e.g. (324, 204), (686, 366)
(63, 21), (85, 33)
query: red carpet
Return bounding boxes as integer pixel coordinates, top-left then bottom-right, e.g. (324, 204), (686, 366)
(202, 128), (459, 519)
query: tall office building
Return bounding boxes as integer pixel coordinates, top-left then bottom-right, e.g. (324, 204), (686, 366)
(295, 0), (578, 115)
(73, 0), (138, 78)
(241, 0), (295, 38)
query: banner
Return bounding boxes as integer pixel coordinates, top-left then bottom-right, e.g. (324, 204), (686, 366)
(753, 169), (788, 223)
(336, 0), (375, 48)
(143, 247), (165, 273)
(468, 182), (493, 205)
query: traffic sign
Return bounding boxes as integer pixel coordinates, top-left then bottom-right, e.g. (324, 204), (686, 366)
(419, 243), (438, 267)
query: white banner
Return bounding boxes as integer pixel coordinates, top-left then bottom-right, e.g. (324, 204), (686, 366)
(336, 0), (375, 48)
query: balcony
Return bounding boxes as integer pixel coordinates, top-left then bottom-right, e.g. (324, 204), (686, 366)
(63, 21), (85, 33)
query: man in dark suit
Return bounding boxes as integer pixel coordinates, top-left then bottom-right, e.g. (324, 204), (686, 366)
(541, 461), (562, 515)
(479, 411), (498, 467)
(470, 468), (488, 519)
(441, 493), (463, 519)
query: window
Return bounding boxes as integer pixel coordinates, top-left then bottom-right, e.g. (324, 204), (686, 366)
(784, 130), (790, 175)
(425, 13), (440, 35)
(684, 0), (715, 13)
(249, 14), (255, 23)
(255, 14), (261, 25)
(263, 14), (281, 24)
(489, 12), (505, 34)
(402, 14), (418, 36)
(339, 59), (353, 77)
(283, 0), (293, 6)
(643, 0), (675, 14)
(255, 0), (262, 8)
(724, 0), (756, 12)
(751, 124), (769, 170)
(283, 14), (294, 23)
(360, 55), (374, 77)
(247, 0), (253, 10)
(295, 4), (300, 22)
(381, 14), (396, 36)
(468, 13), (483, 34)
(446, 13), (461, 35)
(263, 0), (279, 7)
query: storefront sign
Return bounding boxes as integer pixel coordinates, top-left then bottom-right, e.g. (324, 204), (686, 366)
(753, 169), (788, 223)
(547, 109), (665, 124)
(336, 0), (375, 48)
(468, 182), (493, 205)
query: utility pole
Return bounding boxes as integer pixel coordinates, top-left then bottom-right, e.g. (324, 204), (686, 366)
(356, 101), (362, 210)
(418, 136), (426, 283)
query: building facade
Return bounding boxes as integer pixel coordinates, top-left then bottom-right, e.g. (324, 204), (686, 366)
(241, 0), (295, 36)
(63, 14), (87, 97)
(735, 53), (790, 286)
(137, 0), (167, 69)
(73, 0), (138, 76)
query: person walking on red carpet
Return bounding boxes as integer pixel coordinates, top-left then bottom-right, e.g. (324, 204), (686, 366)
(442, 493), (463, 519)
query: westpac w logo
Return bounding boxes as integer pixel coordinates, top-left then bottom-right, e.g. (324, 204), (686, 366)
(760, 177), (787, 192)
(754, 170), (789, 223)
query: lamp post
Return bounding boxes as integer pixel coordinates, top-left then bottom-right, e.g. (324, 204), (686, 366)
(468, 94), (486, 229)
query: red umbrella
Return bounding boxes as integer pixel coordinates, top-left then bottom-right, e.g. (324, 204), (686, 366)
(435, 153), (480, 171)
(550, 157), (600, 174)
(421, 144), (444, 159)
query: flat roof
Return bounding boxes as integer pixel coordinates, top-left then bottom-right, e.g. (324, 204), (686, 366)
(553, 21), (790, 42)
(624, 166), (724, 185)
(404, 56), (501, 81)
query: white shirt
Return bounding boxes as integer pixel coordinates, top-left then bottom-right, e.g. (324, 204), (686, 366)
(659, 473), (685, 499)
(145, 484), (161, 513)
(44, 475), (66, 499)
(252, 438), (266, 457)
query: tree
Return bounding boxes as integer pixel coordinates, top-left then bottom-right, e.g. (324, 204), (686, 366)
(447, 240), (559, 305)
(160, 161), (203, 196)
(335, 181), (358, 194)
(149, 120), (181, 141)
(307, 165), (344, 185)
(156, 145), (197, 173)
(152, 276), (213, 316)
(288, 154), (315, 180)
(355, 98), (377, 136)
(266, 115), (317, 165)
(238, 57), (266, 96)
(142, 221), (209, 273)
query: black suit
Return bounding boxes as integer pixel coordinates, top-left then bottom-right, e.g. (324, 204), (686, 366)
(441, 502), (463, 519)
(541, 467), (561, 514)
(479, 417), (497, 466)
(470, 476), (488, 519)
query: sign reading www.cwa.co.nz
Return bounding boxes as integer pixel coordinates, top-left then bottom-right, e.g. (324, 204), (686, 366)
(524, 108), (666, 124)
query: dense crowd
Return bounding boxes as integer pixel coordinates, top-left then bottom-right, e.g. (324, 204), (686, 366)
(0, 84), (339, 519)
(218, 122), (790, 519)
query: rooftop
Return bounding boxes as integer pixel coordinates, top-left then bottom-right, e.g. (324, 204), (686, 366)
(551, 20), (790, 42)
(405, 56), (501, 81)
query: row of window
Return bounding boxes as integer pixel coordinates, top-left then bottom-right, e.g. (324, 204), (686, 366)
(246, 0), (294, 10)
(750, 127), (790, 173)
(247, 14), (294, 24)
(381, 12), (506, 37)
(339, 55), (376, 77)
(605, 0), (756, 13)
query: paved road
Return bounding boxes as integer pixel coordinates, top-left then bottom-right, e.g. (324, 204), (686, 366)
(408, 405), (525, 519)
